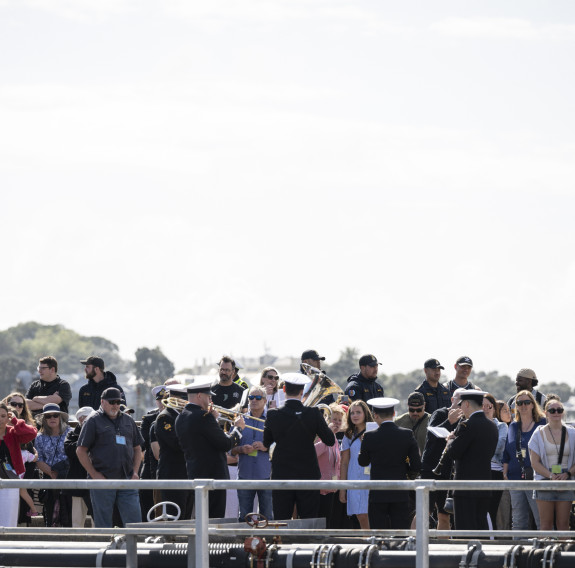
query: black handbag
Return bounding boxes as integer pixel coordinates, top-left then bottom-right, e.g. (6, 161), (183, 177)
(0, 460), (19, 480)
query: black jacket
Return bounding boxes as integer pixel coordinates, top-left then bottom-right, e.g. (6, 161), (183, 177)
(63, 423), (89, 498)
(139, 408), (159, 480)
(420, 407), (460, 477)
(175, 403), (242, 480)
(445, 411), (498, 497)
(415, 380), (451, 414)
(344, 373), (384, 403)
(78, 372), (126, 410)
(358, 421), (421, 503)
(156, 407), (187, 479)
(263, 399), (335, 480)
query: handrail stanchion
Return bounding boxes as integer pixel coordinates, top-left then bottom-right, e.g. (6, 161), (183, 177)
(195, 481), (210, 568)
(415, 484), (430, 568)
(126, 534), (138, 568)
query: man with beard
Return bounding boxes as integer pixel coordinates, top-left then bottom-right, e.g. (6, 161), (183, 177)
(212, 356), (246, 410)
(344, 354), (384, 407)
(415, 359), (451, 414)
(394, 392), (430, 454)
(507, 368), (546, 411)
(79, 356), (126, 410)
(444, 356), (480, 397)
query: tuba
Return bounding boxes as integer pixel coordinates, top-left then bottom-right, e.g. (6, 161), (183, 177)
(301, 363), (344, 420)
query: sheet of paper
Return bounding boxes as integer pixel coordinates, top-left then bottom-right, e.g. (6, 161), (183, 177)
(427, 426), (450, 438)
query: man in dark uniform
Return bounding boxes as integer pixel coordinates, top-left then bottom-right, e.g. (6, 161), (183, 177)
(156, 383), (193, 519)
(419, 387), (466, 530)
(175, 378), (245, 518)
(444, 390), (498, 531)
(344, 354), (384, 405)
(415, 358), (451, 414)
(212, 356), (246, 410)
(444, 356), (480, 397)
(358, 397), (421, 530)
(139, 385), (167, 518)
(263, 373), (336, 520)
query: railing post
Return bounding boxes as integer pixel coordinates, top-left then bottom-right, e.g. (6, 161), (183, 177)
(126, 534), (138, 568)
(415, 485), (429, 568)
(194, 482), (210, 568)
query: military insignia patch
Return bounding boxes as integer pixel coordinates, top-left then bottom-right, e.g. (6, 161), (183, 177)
(163, 423), (172, 431)
(349, 389), (356, 397)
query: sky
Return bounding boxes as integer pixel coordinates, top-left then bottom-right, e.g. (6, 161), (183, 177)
(1, 1), (574, 385)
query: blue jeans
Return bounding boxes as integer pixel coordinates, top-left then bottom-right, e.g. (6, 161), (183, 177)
(510, 489), (540, 531)
(90, 489), (142, 528)
(237, 489), (273, 521)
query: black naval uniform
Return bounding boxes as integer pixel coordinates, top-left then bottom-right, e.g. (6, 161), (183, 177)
(445, 410), (498, 530)
(175, 402), (242, 518)
(263, 399), (335, 520)
(156, 406), (192, 519)
(139, 407), (160, 519)
(344, 373), (384, 405)
(358, 421), (421, 529)
(415, 380), (451, 414)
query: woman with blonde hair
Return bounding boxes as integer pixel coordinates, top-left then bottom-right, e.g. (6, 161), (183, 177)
(339, 400), (373, 529)
(529, 395), (575, 531)
(502, 389), (546, 531)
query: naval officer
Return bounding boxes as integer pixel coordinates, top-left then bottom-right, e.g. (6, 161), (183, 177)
(358, 397), (421, 529)
(263, 373), (336, 520)
(175, 378), (245, 518)
(444, 390), (498, 531)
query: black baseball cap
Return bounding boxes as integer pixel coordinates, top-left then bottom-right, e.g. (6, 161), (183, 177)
(81, 356), (105, 370)
(301, 349), (325, 361)
(424, 358), (444, 370)
(456, 356), (473, 367)
(359, 354), (381, 367)
(101, 387), (122, 401)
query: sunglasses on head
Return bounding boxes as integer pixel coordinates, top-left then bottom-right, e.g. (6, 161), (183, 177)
(248, 395), (263, 401)
(44, 413), (60, 419)
(516, 400), (532, 406)
(548, 407), (564, 415)
(408, 407), (423, 413)
(106, 400), (122, 405)
(9, 401), (24, 408)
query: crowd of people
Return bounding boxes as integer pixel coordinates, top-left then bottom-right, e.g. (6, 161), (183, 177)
(0, 351), (573, 534)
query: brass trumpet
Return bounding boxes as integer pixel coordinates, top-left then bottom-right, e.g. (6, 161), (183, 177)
(162, 396), (187, 413)
(211, 404), (266, 433)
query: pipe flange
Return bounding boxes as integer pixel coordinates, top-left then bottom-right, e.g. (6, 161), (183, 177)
(459, 540), (482, 568)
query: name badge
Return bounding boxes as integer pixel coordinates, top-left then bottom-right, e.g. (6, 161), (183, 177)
(116, 435), (126, 445)
(552, 464), (563, 474)
(363, 465), (371, 475)
(248, 450), (258, 457)
(521, 449), (526, 458)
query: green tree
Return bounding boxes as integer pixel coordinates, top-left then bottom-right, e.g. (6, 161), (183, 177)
(135, 347), (175, 383)
(539, 382), (573, 403)
(0, 355), (27, 394)
(471, 371), (515, 401)
(384, 370), (421, 414)
(325, 347), (360, 388)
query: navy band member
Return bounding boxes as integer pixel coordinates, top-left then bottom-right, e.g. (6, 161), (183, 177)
(156, 383), (193, 519)
(175, 378), (245, 518)
(444, 390), (498, 531)
(263, 373), (336, 520)
(344, 354), (385, 405)
(358, 397), (421, 530)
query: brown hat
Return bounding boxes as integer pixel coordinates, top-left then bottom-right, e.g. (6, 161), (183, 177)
(517, 368), (538, 386)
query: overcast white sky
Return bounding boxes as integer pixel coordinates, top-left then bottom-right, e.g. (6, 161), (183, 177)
(1, 1), (574, 385)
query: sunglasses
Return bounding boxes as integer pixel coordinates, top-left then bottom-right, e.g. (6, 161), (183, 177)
(548, 407), (564, 415)
(265, 375), (279, 381)
(248, 395), (264, 401)
(408, 407), (424, 413)
(516, 400), (532, 406)
(106, 400), (122, 405)
(44, 413), (61, 419)
(9, 401), (24, 408)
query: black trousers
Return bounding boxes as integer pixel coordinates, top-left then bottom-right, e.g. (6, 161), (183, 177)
(368, 501), (410, 530)
(454, 494), (489, 530)
(272, 489), (320, 520)
(160, 489), (194, 520)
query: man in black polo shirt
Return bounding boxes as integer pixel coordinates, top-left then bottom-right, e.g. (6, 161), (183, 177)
(212, 355), (246, 410)
(25, 356), (72, 416)
(415, 358), (451, 414)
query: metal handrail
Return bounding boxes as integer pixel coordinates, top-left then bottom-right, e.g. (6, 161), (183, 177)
(2, 478), (575, 568)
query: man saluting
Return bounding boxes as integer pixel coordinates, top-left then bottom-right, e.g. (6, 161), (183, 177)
(175, 378), (245, 518)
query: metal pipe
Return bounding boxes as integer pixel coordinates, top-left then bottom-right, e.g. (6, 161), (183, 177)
(415, 485), (429, 568)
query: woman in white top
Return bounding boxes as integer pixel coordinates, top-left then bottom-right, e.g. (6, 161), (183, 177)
(260, 367), (285, 409)
(529, 395), (575, 531)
